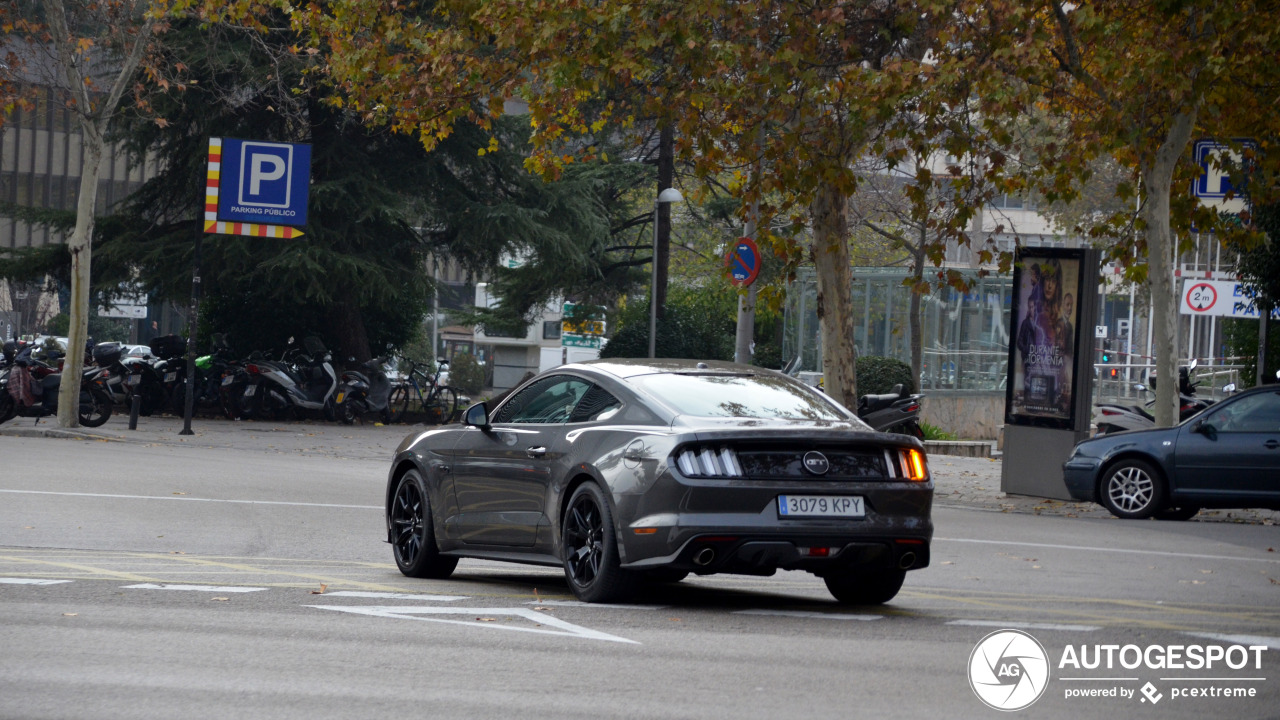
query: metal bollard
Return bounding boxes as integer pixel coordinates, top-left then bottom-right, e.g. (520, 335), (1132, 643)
(129, 395), (141, 430)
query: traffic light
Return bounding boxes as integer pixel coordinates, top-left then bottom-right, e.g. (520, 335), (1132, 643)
(1101, 339), (1111, 363)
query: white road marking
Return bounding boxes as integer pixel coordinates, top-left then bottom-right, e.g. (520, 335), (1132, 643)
(947, 619), (1100, 632)
(935, 536), (1280, 564)
(308, 605), (639, 644)
(1184, 632), (1280, 650)
(734, 609), (881, 621)
(122, 583), (267, 593)
(525, 600), (668, 610)
(0, 488), (379, 510)
(0, 578), (72, 585)
(324, 591), (469, 602)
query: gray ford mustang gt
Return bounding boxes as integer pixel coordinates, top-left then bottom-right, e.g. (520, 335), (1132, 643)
(385, 358), (933, 604)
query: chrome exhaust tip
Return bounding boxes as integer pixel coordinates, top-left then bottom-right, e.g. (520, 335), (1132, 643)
(693, 548), (716, 566)
(898, 552), (917, 570)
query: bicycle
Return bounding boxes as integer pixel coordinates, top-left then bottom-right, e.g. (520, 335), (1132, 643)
(387, 357), (459, 425)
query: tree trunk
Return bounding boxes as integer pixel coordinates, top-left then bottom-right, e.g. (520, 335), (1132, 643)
(909, 228), (926, 388)
(1143, 108), (1198, 427)
(655, 124), (674, 321)
(57, 131), (104, 428)
(810, 183), (859, 409)
(328, 297), (371, 364)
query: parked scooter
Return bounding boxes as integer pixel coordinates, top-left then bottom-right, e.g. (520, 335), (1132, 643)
(334, 356), (394, 425)
(0, 342), (113, 427)
(1093, 360), (1211, 434)
(856, 383), (926, 438)
(239, 336), (338, 420)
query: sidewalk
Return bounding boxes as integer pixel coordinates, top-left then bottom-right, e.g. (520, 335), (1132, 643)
(2, 414), (1274, 526)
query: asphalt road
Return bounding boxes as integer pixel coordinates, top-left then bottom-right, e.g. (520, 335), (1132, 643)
(1, 432), (1277, 719)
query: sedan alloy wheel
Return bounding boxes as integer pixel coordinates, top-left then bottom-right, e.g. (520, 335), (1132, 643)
(561, 483), (636, 603)
(1100, 459), (1165, 519)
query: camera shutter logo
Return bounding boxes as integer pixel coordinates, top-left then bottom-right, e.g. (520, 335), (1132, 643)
(968, 629), (1050, 711)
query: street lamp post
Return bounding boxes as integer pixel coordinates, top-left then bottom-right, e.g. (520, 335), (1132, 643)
(649, 187), (683, 358)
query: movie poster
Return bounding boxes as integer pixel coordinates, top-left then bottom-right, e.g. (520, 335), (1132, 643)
(1008, 252), (1082, 425)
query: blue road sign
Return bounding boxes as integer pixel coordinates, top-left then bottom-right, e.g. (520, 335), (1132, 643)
(1192, 139), (1254, 200)
(726, 236), (761, 287)
(217, 138), (311, 227)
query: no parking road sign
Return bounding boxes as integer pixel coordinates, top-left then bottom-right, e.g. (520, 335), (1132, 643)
(725, 236), (761, 287)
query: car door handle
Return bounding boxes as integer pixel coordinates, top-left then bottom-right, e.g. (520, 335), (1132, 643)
(1266, 439), (1279, 450)
(526, 446), (547, 459)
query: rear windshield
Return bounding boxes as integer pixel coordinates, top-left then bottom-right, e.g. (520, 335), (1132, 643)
(629, 372), (848, 420)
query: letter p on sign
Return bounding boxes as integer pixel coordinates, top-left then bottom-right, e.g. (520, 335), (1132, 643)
(238, 142), (294, 208)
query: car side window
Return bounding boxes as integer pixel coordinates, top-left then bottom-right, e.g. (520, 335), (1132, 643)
(568, 384), (623, 423)
(1206, 391), (1280, 433)
(496, 376), (592, 424)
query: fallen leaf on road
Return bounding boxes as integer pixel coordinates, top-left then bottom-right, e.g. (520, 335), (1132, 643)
(211, 597), (229, 602)
(1200, 569), (1213, 574)
(477, 617), (496, 622)
(172, 492), (186, 496)
(940, 561), (954, 565)
(63, 613), (77, 617)
(310, 584), (328, 595)
(170, 551), (186, 555)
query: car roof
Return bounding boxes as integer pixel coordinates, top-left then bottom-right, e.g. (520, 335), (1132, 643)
(563, 358), (769, 380)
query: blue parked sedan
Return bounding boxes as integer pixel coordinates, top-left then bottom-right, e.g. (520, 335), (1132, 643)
(1063, 384), (1280, 520)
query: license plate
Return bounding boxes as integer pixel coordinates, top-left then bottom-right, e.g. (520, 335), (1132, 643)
(778, 495), (865, 518)
(335, 392), (345, 403)
(222, 376), (234, 386)
(129, 374), (142, 385)
(164, 372), (178, 382)
(243, 385), (256, 398)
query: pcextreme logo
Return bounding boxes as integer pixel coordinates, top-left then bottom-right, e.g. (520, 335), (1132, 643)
(967, 629), (1270, 711)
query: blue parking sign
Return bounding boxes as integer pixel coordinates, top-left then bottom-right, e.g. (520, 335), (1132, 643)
(217, 138), (311, 227)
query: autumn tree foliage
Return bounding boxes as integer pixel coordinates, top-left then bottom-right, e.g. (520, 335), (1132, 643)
(933, 1), (1280, 425)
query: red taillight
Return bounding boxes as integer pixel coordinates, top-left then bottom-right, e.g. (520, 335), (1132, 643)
(800, 546), (831, 557)
(904, 403), (919, 413)
(1100, 408), (1120, 416)
(246, 364), (260, 374)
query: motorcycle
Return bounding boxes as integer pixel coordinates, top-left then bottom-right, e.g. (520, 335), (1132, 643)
(0, 343), (113, 427)
(334, 356), (395, 425)
(1093, 360), (1211, 434)
(856, 383), (926, 438)
(239, 336), (338, 420)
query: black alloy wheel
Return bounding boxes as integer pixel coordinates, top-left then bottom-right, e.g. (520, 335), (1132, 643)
(824, 568), (906, 605)
(561, 482), (636, 603)
(389, 470), (457, 578)
(1099, 458), (1166, 519)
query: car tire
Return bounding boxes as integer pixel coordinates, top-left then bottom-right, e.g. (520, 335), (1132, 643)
(1155, 505), (1201, 521)
(824, 568), (906, 605)
(389, 470), (458, 579)
(1099, 458), (1166, 519)
(561, 482), (637, 603)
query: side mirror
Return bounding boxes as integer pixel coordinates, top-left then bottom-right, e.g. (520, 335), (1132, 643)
(1222, 383), (1236, 394)
(1188, 359), (1198, 373)
(1192, 420), (1217, 439)
(1134, 383), (1147, 392)
(463, 402), (490, 430)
